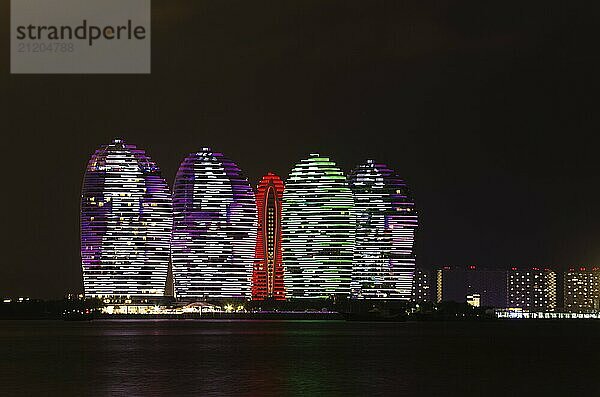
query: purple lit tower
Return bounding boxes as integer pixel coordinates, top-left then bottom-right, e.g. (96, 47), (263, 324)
(348, 160), (418, 300)
(172, 148), (257, 299)
(80, 139), (172, 297)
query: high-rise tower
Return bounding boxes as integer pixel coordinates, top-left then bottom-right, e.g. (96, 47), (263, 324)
(564, 267), (600, 313)
(282, 154), (355, 298)
(507, 268), (557, 311)
(252, 173), (285, 300)
(348, 160), (418, 300)
(172, 148), (257, 299)
(80, 139), (172, 297)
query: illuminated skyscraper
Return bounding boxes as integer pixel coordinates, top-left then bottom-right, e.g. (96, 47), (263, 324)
(252, 173), (285, 300)
(80, 139), (172, 297)
(349, 160), (418, 300)
(172, 148), (257, 299)
(564, 267), (600, 313)
(412, 268), (434, 303)
(282, 154), (355, 298)
(507, 268), (557, 311)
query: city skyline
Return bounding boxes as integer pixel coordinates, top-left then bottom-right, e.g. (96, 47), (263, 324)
(74, 139), (599, 310)
(3, 2), (599, 299)
(77, 141), (424, 301)
(2, 2), (598, 396)
(8, 133), (600, 299)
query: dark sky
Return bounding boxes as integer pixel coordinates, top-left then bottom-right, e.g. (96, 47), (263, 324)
(1, 1), (599, 298)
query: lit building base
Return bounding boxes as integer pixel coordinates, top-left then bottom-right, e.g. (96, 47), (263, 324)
(495, 308), (600, 319)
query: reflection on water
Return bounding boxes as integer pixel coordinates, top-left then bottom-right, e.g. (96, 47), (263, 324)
(1, 320), (599, 396)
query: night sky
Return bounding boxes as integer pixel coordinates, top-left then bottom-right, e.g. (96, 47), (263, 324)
(1, 1), (599, 298)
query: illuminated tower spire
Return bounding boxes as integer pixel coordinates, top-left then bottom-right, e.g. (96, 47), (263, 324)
(252, 173), (285, 300)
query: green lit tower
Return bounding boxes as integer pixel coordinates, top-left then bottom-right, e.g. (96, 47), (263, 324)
(282, 153), (355, 298)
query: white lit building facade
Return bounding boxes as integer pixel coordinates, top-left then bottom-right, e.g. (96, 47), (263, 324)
(80, 139), (172, 297)
(412, 268), (433, 303)
(507, 268), (557, 311)
(348, 160), (418, 300)
(172, 148), (257, 299)
(564, 267), (600, 313)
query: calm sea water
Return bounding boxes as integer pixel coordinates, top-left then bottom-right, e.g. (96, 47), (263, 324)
(1, 320), (598, 396)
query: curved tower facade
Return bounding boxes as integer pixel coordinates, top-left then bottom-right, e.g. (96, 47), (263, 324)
(348, 160), (418, 300)
(282, 154), (355, 298)
(80, 139), (172, 297)
(172, 148), (257, 299)
(252, 173), (285, 300)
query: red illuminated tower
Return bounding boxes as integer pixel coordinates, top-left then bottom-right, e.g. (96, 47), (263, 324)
(253, 173), (285, 300)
